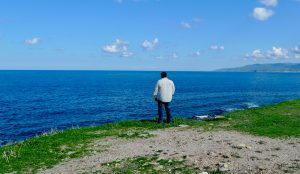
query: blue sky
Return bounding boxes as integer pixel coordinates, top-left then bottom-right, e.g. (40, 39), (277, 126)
(0, 0), (300, 70)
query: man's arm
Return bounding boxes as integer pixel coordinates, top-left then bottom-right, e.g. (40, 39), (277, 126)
(153, 81), (159, 100)
(171, 81), (175, 95)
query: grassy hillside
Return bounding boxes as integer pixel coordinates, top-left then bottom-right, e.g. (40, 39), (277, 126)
(0, 99), (299, 173)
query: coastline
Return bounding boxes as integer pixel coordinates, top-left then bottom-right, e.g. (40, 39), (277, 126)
(1, 99), (300, 173)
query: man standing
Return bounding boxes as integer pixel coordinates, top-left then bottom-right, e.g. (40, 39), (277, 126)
(154, 72), (175, 123)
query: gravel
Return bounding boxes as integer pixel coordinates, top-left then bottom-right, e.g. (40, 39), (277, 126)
(39, 127), (300, 174)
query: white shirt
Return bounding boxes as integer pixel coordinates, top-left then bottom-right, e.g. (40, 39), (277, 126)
(154, 77), (175, 102)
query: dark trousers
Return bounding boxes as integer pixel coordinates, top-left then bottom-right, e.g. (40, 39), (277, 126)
(157, 100), (172, 123)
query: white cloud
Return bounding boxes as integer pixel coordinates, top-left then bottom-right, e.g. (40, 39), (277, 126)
(259, 0), (278, 7)
(245, 49), (266, 59)
(120, 51), (133, 57)
(155, 53), (178, 60)
(180, 22), (191, 29)
(267, 47), (289, 59)
(142, 38), (159, 50)
(102, 39), (133, 57)
(252, 7), (274, 21)
(245, 47), (290, 60)
(120, 45), (133, 57)
(171, 53), (178, 59)
(180, 17), (203, 29)
(193, 17), (203, 23)
(102, 44), (118, 53)
(192, 51), (201, 57)
(291, 46), (300, 54)
(291, 46), (300, 59)
(25, 37), (40, 45)
(210, 45), (224, 51)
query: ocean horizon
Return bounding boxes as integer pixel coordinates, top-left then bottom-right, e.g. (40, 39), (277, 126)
(1, 70), (300, 146)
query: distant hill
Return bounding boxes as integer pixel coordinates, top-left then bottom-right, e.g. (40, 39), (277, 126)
(216, 63), (300, 72)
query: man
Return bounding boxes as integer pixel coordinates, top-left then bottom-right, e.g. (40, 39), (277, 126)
(153, 72), (175, 123)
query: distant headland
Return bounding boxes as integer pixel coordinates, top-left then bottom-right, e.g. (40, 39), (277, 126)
(216, 63), (300, 72)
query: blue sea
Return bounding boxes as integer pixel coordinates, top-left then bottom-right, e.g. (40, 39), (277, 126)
(1, 71), (300, 146)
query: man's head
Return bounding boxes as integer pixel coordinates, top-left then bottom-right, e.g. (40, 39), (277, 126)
(161, 71), (167, 78)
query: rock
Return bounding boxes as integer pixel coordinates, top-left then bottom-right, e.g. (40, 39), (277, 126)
(207, 151), (216, 156)
(218, 163), (229, 172)
(237, 143), (246, 148)
(193, 115), (209, 120)
(222, 154), (230, 158)
(178, 124), (189, 128)
(258, 166), (266, 171)
(250, 156), (259, 161)
(199, 172), (208, 174)
(233, 143), (247, 149)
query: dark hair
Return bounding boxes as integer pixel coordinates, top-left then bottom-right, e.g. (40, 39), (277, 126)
(161, 71), (167, 78)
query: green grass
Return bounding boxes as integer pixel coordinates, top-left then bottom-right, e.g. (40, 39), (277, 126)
(225, 99), (300, 137)
(0, 99), (300, 173)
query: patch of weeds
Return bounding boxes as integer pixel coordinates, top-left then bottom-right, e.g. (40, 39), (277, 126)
(117, 129), (155, 139)
(96, 154), (199, 173)
(93, 154), (226, 174)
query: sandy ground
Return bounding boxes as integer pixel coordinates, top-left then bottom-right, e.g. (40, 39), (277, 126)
(39, 126), (300, 174)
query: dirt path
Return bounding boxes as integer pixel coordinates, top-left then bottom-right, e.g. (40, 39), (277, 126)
(39, 127), (300, 174)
